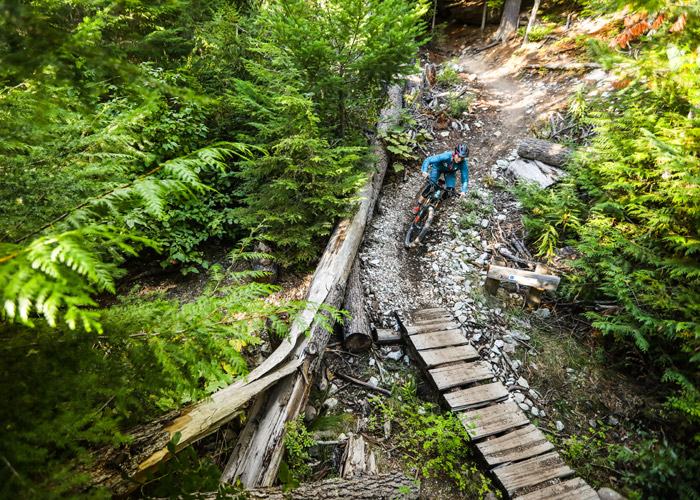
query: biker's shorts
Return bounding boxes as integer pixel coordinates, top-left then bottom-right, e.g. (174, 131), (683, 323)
(430, 168), (457, 189)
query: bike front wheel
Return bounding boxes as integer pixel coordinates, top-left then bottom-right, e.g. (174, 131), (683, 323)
(404, 206), (435, 249)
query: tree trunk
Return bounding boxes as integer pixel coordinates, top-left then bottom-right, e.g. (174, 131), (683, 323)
(252, 242), (278, 284)
(342, 259), (372, 353)
(85, 360), (301, 496)
(481, 1), (488, 31)
(201, 474), (420, 500)
(522, 0), (541, 46)
(517, 137), (572, 167)
(221, 85), (404, 489)
(341, 435), (369, 478)
(494, 0), (522, 43)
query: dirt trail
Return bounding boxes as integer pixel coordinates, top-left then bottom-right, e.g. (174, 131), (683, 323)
(357, 45), (553, 322)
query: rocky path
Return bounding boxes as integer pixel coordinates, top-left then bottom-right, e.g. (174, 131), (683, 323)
(353, 45), (576, 473)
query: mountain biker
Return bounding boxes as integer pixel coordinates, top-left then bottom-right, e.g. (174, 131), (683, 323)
(413, 143), (469, 212)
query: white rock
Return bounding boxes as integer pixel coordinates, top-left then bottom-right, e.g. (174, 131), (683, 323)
(481, 219), (489, 228)
(517, 376), (530, 388)
(555, 421), (565, 432)
(535, 308), (551, 319)
(369, 358), (376, 367)
(518, 402), (530, 411)
(531, 407), (539, 417)
(386, 349), (403, 361)
(323, 398), (339, 410)
(440, 131), (450, 137)
(368, 376), (379, 387)
(529, 389), (539, 399)
(494, 340), (504, 349)
(584, 68), (608, 81)
(403, 355), (410, 365)
(329, 383), (340, 395)
(514, 393), (526, 403)
(494, 131), (502, 137)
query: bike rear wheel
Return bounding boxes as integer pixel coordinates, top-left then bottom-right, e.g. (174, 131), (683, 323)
(404, 206), (435, 248)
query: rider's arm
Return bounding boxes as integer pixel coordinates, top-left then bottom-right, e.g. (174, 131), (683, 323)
(421, 151), (452, 174)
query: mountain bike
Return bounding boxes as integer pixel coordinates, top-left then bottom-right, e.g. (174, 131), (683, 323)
(404, 178), (456, 248)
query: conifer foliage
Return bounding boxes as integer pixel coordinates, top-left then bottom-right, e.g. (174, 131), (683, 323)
(514, 2), (700, 495)
(1, 0), (427, 496)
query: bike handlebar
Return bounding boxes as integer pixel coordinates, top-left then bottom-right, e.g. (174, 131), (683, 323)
(424, 178), (458, 197)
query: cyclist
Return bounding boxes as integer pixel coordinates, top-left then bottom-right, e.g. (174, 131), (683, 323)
(413, 143), (469, 213)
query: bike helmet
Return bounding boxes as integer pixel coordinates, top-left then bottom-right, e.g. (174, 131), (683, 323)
(454, 143), (469, 158)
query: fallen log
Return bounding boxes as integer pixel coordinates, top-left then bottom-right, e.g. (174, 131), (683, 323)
(221, 85), (404, 489)
(85, 359), (302, 495)
(342, 258), (373, 353)
(525, 62), (602, 70)
(517, 137), (572, 168)
(86, 85), (402, 498)
(201, 473), (420, 500)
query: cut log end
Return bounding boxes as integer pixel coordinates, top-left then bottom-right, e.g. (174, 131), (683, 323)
(345, 332), (373, 353)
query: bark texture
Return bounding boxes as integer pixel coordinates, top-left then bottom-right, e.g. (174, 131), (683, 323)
(494, 0), (523, 42)
(517, 137), (572, 168)
(201, 474), (419, 500)
(342, 258), (372, 353)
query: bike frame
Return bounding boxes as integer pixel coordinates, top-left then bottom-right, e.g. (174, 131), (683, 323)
(414, 178), (445, 223)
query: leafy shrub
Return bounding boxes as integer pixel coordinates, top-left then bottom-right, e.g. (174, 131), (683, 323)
(618, 438), (700, 500)
(368, 380), (494, 495)
(282, 415), (317, 487)
(518, 25), (554, 42)
(0, 256), (338, 498)
(445, 92), (474, 118)
(436, 65), (461, 85)
(511, 5), (700, 496)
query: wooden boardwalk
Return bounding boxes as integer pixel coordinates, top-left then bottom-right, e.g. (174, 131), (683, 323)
(404, 307), (598, 499)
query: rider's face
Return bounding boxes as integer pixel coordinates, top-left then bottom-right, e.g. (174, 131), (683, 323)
(454, 153), (463, 162)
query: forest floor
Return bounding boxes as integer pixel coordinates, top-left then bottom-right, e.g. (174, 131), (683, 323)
(125, 17), (656, 500)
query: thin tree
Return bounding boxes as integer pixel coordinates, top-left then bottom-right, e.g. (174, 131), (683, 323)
(522, 0), (541, 46)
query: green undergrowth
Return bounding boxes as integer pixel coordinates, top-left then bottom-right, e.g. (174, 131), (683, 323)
(0, 255), (340, 499)
(367, 379), (497, 498)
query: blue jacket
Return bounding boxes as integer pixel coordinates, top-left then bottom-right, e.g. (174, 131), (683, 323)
(421, 151), (469, 193)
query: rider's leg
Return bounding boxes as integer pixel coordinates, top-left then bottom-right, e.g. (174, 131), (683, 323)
(442, 172), (457, 200)
(413, 169), (441, 212)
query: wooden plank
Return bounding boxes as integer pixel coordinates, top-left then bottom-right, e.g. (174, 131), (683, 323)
(516, 477), (598, 500)
(412, 307), (449, 320)
(486, 265), (560, 291)
(429, 361), (493, 391)
(375, 328), (402, 345)
(406, 321), (460, 335)
(444, 382), (509, 411)
(476, 425), (554, 466)
(459, 401), (530, 440)
(412, 316), (457, 327)
(418, 344), (479, 368)
(410, 329), (468, 351)
(493, 452), (574, 497)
